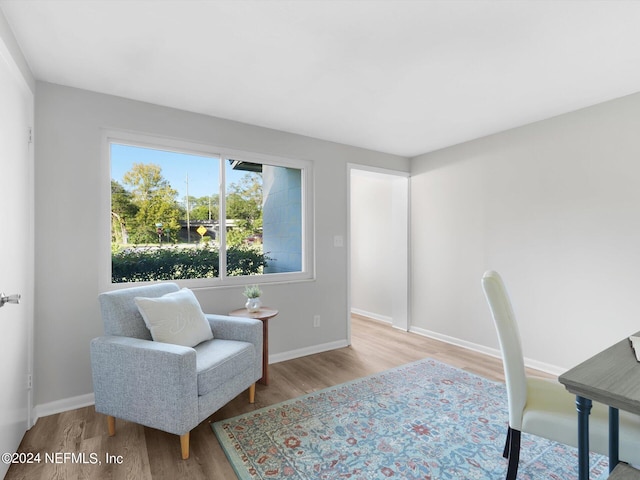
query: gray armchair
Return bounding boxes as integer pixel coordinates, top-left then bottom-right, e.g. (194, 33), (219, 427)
(90, 282), (262, 459)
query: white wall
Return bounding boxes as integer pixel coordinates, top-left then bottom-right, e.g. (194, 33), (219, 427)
(411, 91), (640, 373)
(33, 82), (409, 413)
(350, 171), (395, 321)
(0, 10), (34, 94)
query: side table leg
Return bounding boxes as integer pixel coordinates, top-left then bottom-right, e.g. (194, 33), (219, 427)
(576, 396), (592, 480)
(259, 318), (269, 385)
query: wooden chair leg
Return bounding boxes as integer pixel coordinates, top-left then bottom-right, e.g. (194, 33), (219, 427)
(180, 432), (190, 460)
(107, 416), (116, 436)
(249, 383), (256, 404)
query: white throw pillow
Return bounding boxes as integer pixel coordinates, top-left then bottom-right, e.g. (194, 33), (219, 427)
(135, 288), (213, 347)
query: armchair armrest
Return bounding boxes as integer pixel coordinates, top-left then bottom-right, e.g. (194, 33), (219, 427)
(90, 336), (198, 435)
(206, 314), (263, 347)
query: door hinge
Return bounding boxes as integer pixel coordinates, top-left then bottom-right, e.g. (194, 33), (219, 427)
(28, 127), (33, 144)
(27, 374), (32, 390)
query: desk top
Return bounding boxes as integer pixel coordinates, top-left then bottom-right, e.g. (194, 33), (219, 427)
(559, 333), (640, 415)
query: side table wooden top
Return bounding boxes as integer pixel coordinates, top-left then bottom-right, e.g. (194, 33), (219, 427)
(228, 307), (278, 320)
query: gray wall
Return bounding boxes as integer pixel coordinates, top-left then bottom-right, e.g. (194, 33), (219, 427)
(411, 91), (640, 373)
(34, 81), (409, 410)
(31, 72), (640, 410)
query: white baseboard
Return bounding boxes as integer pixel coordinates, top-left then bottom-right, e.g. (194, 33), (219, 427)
(350, 308), (392, 324)
(409, 326), (565, 377)
(269, 339), (349, 364)
(32, 392), (95, 426)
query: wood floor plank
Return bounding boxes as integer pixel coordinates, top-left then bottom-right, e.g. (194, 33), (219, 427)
(5, 316), (547, 480)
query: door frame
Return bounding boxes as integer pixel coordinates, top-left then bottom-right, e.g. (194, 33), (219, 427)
(346, 163), (410, 342)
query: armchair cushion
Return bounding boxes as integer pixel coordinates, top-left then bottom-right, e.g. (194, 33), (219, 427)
(134, 288), (213, 347)
(195, 339), (256, 396)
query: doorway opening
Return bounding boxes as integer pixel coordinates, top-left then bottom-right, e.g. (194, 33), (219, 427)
(348, 165), (409, 341)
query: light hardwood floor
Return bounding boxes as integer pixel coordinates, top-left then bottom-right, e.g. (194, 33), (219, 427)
(5, 316), (550, 480)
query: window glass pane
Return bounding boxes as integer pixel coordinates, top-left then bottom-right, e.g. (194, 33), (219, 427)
(224, 160), (266, 276)
(225, 160), (302, 276)
(110, 143), (220, 283)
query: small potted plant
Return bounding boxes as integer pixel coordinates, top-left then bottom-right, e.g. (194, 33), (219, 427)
(243, 284), (263, 313)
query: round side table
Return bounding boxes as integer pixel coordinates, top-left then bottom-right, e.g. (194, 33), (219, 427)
(228, 307), (278, 385)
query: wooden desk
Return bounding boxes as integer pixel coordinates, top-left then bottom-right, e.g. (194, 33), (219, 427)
(228, 307), (278, 386)
(559, 334), (640, 480)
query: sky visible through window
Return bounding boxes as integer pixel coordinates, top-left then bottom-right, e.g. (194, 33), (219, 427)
(110, 143), (248, 201)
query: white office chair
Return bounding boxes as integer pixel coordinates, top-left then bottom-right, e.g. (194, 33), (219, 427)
(481, 270), (640, 480)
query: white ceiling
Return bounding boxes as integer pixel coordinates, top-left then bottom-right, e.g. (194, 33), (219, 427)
(3, 0), (640, 157)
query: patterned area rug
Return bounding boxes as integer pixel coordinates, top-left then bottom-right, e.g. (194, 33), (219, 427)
(212, 358), (608, 479)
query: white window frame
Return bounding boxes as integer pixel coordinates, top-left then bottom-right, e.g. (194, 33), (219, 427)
(100, 130), (315, 290)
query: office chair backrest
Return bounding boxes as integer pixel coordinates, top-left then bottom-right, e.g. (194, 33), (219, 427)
(482, 270), (528, 430)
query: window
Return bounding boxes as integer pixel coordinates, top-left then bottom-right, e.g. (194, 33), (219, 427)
(106, 133), (313, 286)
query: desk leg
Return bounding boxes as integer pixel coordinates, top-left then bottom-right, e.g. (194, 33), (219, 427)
(609, 406), (619, 473)
(576, 396), (592, 480)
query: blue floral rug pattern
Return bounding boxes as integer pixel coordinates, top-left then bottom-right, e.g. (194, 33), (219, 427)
(212, 358), (608, 479)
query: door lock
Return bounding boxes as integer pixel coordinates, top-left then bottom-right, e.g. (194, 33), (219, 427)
(0, 293), (21, 307)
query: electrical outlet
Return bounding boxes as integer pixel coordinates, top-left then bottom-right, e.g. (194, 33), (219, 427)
(313, 315), (321, 328)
